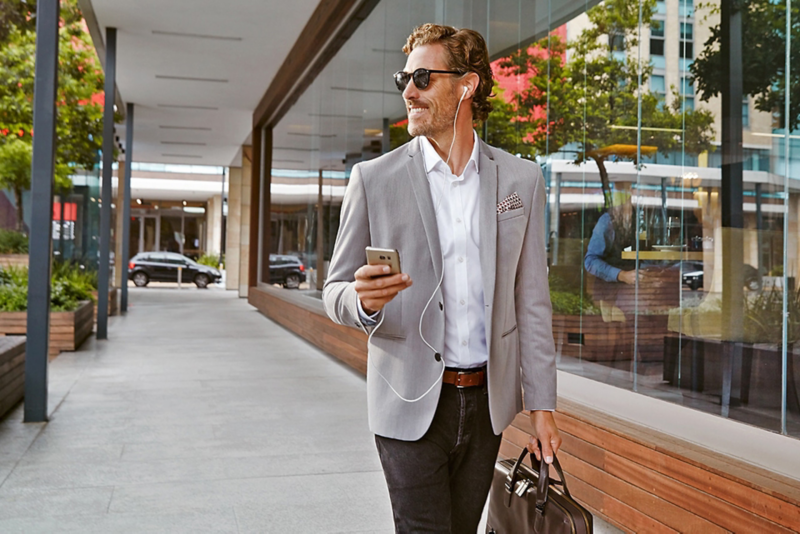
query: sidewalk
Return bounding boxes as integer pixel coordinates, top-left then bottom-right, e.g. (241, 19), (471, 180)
(0, 288), (393, 533)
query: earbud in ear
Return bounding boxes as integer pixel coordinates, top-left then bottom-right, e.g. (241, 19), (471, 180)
(463, 86), (469, 95)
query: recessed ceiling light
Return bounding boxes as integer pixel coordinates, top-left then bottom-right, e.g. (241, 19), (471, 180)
(156, 75), (228, 83)
(136, 199), (142, 205)
(159, 126), (212, 131)
(182, 200), (187, 206)
(160, 141), (207, 146)
(152, 30), (243, 41)
(158, 104), (218, 110)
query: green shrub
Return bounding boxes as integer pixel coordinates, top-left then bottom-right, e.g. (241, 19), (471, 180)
(0, 265), (92, 312)
(0, 265), (28, 286)
(550, 290), (599, 315)
(0, 229), (29, 254)
(0, 283), (28, 311)
(548, 274), (599, 315)
(52, 260), (97, 295)
(196, 253), (220, 268)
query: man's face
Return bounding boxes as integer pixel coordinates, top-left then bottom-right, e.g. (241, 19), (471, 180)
(402, 44), (461, 139)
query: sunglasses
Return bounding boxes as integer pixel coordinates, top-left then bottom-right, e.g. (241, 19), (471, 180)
(393, 68), (464, 91)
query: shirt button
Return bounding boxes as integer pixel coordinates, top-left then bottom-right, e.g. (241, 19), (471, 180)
(461, 340), (468, 346)
(456, 218), (462, 223)
(458, 256), (464, 263)
(460, 299), (465, 305)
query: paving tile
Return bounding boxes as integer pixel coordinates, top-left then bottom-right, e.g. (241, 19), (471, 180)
(0, 486), (114, 519)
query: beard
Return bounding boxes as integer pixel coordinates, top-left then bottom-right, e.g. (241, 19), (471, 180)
(406, 92), (459, 139)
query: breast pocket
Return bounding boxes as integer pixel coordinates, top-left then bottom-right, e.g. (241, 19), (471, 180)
(497, 208), (525, 223)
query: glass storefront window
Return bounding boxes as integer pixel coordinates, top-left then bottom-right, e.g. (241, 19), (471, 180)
(265, 0), (800, 439)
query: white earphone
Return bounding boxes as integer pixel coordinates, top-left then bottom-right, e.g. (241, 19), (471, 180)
(366, 81), (471, 403)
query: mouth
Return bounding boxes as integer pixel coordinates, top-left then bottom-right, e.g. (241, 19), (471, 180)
(407, 103), (428, 117)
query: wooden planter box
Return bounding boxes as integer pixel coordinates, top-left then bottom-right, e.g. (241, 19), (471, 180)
(0, 300), (93, 356)
(0, 254), (29, 269)
(552, 314), (669, 363)
(0, 336), (25, 419)
(91, 287), (118, 321)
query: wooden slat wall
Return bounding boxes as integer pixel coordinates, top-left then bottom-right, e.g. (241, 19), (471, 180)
(0, 337), (25, 419)
(249, 286), (800, 533)
(248, 287), (367, 374)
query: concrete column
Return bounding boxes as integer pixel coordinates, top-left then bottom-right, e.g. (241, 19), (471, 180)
(205, 194), (222, 256)
(114, 162), (126, 288)
(239, 146), (252, 297)
(226, 166), (242, 290)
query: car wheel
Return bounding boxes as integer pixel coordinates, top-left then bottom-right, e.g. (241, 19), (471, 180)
(132, 272), (149, 287)
(689, 280), (700, 291)
(284, 273), (301, 289)
(194, 273), (210, 289)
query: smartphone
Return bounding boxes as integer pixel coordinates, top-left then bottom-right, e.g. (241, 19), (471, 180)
(366, 247), (402, 275)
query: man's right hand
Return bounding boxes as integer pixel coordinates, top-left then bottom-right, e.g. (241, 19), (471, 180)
(355, 264), (413, 315)
(617, 269), (649, 285)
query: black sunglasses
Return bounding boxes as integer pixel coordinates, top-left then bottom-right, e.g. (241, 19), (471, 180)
(393, 68), (464, 91)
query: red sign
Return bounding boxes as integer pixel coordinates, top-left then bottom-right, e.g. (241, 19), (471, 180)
(53, 202), (78, 222)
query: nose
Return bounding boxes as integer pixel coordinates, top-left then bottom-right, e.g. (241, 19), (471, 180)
(402, 78), (419, 101)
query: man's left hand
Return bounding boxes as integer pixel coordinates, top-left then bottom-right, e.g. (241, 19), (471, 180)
(527, 410), (562, 464)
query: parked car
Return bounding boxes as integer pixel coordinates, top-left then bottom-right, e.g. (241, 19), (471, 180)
(269, 254), (306, 289)
(681, 262), (761, 291)
(128, 252), (221, 288)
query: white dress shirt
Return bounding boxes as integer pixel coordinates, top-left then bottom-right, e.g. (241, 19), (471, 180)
(420, 132), (488, 369)
(359, 131), (488, 369)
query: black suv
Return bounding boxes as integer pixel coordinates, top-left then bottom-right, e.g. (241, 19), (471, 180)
(129, 252), (222, 288)
(269, 254), (306, 289)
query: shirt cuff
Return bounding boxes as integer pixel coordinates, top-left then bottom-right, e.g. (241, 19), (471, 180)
(357, 298), (380, 325)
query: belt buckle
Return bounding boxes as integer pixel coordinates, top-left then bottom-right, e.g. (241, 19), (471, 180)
(454, 371), (474, 388)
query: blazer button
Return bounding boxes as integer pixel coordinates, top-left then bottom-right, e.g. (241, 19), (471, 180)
(434, 353), (442, 362)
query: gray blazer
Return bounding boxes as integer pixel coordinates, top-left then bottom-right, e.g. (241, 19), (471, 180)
(322, 137), (557, 441)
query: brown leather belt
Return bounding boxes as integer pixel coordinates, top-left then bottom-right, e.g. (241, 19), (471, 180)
(443, 368), (486, 388)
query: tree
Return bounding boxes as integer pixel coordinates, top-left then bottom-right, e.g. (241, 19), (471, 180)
(0, 0), (104, 227)
(0, 138), (71, 232)
(0, 139), (30, 232)
(490, 0), (715, 208)
(691, 0), (800, 131)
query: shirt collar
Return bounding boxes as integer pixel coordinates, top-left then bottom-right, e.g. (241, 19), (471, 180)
(419, 130), (480, 178)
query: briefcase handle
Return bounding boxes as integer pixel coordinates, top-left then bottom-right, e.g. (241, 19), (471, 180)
(503, 446), (571, 512)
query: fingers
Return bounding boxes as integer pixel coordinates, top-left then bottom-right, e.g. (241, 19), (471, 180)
(527, 436), (542, 461)
(355, 264), (396, 280)
(540, 438), (555, 465)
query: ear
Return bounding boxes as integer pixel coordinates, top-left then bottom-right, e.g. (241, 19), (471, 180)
(462, 72), (480, 99)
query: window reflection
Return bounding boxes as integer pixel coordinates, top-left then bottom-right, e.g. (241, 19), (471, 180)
(265, 0), (800, 437)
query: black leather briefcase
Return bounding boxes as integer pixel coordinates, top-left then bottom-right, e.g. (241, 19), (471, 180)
(486, 448), (593, 533)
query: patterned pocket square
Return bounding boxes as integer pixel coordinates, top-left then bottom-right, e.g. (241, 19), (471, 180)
(497, 192), (523, 214)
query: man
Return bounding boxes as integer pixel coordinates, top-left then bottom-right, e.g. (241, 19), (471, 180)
(323, 23), (560, 533)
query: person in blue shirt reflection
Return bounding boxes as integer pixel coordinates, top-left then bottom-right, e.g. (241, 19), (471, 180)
(584, 184), (651, 321)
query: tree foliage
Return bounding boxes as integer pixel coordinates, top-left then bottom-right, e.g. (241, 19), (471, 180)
(0, 0), (104, 228)
(691, 0), (800, 131)
(488, 0), (715, 208)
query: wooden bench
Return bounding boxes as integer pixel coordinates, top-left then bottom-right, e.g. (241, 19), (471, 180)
(0, 336), (26, 419)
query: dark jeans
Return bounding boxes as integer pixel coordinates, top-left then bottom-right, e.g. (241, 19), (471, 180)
(375, 383), (502, 534)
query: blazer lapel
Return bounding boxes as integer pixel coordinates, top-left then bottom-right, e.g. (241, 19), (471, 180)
(406, 138), (443, 281)
(478, 140), (498, 343)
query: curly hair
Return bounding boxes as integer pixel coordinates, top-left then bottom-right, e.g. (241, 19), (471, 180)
(403, 24), (494, 122)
